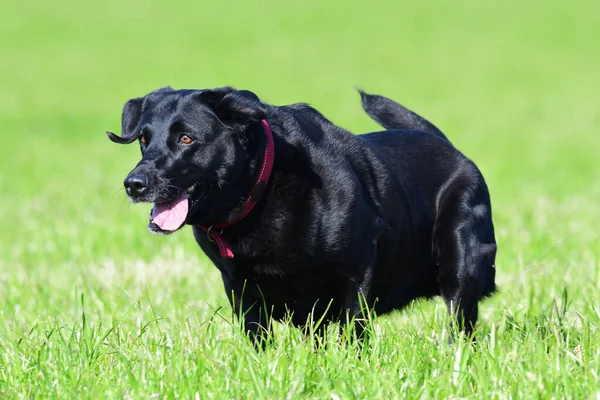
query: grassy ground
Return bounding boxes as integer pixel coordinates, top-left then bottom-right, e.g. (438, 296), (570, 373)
(1, 0), (599, 398)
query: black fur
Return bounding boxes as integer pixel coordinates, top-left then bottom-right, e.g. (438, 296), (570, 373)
(108, 87), (497, 345)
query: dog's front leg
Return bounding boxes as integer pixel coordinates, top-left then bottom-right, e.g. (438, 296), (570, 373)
(222, 277), (272, 350)
(340, 239), (379, 341)
(341, 274), (374, 341)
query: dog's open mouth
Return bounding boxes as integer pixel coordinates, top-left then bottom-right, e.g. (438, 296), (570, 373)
(149, 183), (206, 233)
(150, 192), (189, 231)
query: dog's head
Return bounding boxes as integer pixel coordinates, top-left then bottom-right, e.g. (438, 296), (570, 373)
(107, 86), (268, 235)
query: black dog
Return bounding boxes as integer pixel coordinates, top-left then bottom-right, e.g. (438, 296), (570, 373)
(107, 86), (496, 345)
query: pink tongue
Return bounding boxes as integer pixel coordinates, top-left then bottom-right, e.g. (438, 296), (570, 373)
(151, 193), (189, 231)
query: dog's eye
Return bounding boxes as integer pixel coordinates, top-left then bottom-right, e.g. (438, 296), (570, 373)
(179, 135), (193, 145)
(139, 135), (147, 145)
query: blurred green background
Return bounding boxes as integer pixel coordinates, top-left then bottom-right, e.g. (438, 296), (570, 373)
(2, 0), (598, 260)
(0, 0), (599, 397)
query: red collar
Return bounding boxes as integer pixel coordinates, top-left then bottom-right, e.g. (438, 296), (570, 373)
(198, 119), (275, 258)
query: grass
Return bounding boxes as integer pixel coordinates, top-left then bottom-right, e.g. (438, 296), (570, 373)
(1, 0), (599, 398)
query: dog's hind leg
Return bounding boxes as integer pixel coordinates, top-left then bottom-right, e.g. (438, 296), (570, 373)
(433, 172), (497, 337)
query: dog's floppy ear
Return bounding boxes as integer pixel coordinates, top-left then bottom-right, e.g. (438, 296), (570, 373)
(200, 87), (268, 131)
(106, 97), (143, 144)
(106, 86), (174, 144)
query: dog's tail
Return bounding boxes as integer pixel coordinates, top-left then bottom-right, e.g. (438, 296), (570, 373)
(359, 89), (448, 140)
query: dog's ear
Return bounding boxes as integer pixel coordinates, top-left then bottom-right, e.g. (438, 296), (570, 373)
(106, 97), (143, 144)
(200, 87), (268, 131)
(106, 86), (174, 144)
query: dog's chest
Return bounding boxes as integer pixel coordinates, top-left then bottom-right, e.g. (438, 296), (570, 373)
(223, 256), (344, 322)
(227, 213), (313, 262)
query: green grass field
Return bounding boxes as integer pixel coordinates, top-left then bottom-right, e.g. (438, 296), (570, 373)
(1, 0), (599, 398)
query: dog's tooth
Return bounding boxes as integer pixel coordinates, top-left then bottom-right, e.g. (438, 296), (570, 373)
(187, 183), (198, 195)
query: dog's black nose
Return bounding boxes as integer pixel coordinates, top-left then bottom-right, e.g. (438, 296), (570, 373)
(124, 174), (149, 197)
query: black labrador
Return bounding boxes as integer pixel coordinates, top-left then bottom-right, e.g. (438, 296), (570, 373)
(107, 86), (497, 345)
